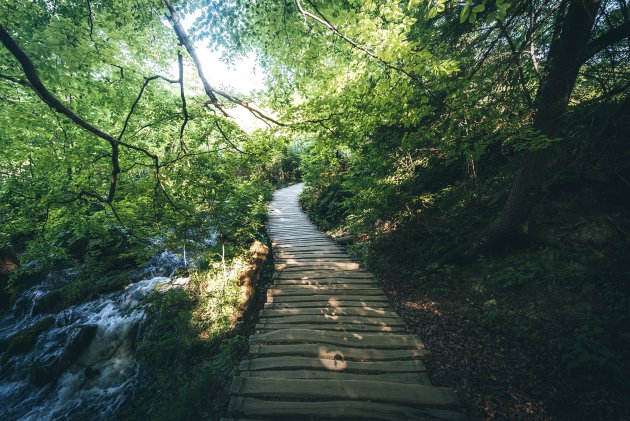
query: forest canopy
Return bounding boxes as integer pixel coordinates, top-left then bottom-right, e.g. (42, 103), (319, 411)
(2, 0), (627, 260)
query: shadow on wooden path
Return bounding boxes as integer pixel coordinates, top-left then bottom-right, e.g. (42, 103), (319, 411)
(223, 183), (465, 420)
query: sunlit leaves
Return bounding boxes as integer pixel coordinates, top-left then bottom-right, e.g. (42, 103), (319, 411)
(0, 0), (280, 266)
(460, 0), (510, 24)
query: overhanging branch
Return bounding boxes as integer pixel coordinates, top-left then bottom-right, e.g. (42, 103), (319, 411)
(0, 24), (120, 203)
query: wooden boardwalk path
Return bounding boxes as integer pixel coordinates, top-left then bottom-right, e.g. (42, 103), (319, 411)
(224, 184), (464, 420)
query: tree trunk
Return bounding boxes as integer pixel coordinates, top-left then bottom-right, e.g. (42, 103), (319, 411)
(487, 0), (602, 242)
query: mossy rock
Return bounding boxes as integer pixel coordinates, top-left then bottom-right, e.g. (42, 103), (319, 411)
(32, 271), (132, 314)
(33, 283), (97, 314)
(8, 266), (48, 305)
(29, 360), (57, 386)
(0, 317), (54, 362)
(101, 271), (132, 291)
(101, 254), (136, 272)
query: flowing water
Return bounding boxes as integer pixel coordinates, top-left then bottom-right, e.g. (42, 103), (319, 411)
(0, 251), (190, 420)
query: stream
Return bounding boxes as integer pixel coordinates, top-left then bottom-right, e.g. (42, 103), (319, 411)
(0, 251), (189, 420)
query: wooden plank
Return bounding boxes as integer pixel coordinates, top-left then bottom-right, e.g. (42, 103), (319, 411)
(275, 262), (361, 271)
(249, 329), (424, 349)
(272, 245), (348, 257)
(268, 229), (321, 235)
(271, 237), (329, 243)
(269, 283), (381, 292)
(238, 356), (426, 374)
(227, 398), (466, 420)
(248, 343), (429, 361)
(274, 247), (344, 253)
(275, 241), (343, 251)
(271, 237), (332, 243)
(267, 287), (383, 296)
(274, 278), (377, 286)
(260, 307), (397, 318)
(270, 230), (326, 235)
(273, 248), (345, 254)
(274, 256), (355, 263)
(256, 322), (406, 333)
(278, 265), (367, 272)
(259, 314), (403, 326)
(274, 253), (350, 260)
(264, 300), (389, 309)
(230, 377), (460, 408)
(267, 294), (387, 304)
(239, 369), (431, 385)
(273, 271), (375, 280)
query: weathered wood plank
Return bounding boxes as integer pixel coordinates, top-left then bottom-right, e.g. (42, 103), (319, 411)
(266, 294), (387, 304)
(264, 300), (389, 309)
(273, 279), (377, 287)
(276, 262), (366, 269)
(230, 377), (460, 408)
(274, 254), (351, 261)
(238, 356), (426, 374)
(255, 322), (407, 333)
(275, 262), (362, 271)
(273, 271), (375, 280)
(268, 230), (322, 236)
(260, 307), (397, 318)
(267, 287), (384, 297)
(274, 256), (359, 262)
(272, 243), (339, 249)
(227, 398), (466, 420)
(248, 343), (429, 361)
(271, 238), (334, 244)
(271, 283), (379, 291)
(249, 329), (424, 349)
(238, 369), (431, 385)
(258, 314), (403, 326)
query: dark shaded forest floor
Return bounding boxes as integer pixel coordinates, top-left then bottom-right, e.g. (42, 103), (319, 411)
(336, 187), (630, 420)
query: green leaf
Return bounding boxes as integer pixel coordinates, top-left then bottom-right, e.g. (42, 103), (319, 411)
(460, 5), (471, 23)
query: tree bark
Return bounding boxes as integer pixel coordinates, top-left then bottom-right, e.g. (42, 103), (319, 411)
(486, 0), (602, 242)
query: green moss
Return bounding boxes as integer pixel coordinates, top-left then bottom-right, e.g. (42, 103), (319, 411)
(0, 317), (54, 360)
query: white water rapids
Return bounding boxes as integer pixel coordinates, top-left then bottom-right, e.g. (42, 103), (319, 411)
(0, 251), (190, 420)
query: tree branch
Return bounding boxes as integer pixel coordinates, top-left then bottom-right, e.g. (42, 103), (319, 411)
(177, 51), (189, 152)
(584, 20), (630, 62)
(163, 0), (226, 113)
(85, 0), (99, 52)
(0, 24), (120, 203)
(118, 76), (160, 141)
(163, 0), (328, 128)
(214, 120), (251, 154)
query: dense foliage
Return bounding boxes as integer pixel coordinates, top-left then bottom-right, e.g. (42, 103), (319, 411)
(0, 0), (306, 300)
(1, 0), (628, 419)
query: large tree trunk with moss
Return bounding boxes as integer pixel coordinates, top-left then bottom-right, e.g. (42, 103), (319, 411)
(486, 0), (602, 243)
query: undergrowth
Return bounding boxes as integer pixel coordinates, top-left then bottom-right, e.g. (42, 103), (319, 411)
(120, 233), (273, 421)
